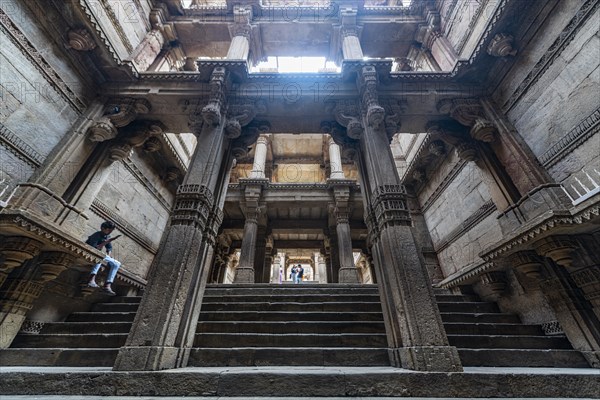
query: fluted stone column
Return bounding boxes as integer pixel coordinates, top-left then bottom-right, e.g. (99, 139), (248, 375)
(328, 136), (345, 180)
(356, 65), (462, 371)
(340, 9), (363, 60)
(226, 5), (252, 60)
(317, 254), (328, 284)
(250, 135), (269, 179)
(114, 68), (231, 371)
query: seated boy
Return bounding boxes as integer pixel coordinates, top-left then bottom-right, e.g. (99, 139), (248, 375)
(85, 220), (121, 295)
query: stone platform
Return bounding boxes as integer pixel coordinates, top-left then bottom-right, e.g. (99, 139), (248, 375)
(0, 366), (598, 398)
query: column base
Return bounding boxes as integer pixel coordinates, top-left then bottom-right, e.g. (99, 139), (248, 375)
(113, 345), (184, 371)
(389, 346), (463, 372)
(338, 267), (359, 284)
(233, 267), (255, 283)
(581, 351), (600, 368)
(0, 312), (26, 348)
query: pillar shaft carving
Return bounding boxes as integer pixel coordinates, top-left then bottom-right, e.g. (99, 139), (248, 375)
(354, 66), (462, 371)
(358, 66), (385, 129)
(201, 67), (229, 126)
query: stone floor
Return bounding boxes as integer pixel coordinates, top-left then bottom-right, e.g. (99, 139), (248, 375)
(2, 397), (599, 400)
(0, 366), (598, 398)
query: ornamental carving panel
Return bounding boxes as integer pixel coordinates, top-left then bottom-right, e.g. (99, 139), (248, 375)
(171, 184), (215, 229)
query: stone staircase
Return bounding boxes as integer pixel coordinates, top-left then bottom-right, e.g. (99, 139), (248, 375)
(0, 284), (590, 368)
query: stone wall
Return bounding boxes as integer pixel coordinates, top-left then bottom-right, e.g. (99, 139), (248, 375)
(495, 2), (599, 202)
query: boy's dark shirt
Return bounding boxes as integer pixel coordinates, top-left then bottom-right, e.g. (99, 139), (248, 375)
(86, 231), (113, 252)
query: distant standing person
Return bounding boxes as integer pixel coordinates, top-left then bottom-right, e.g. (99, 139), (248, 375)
(85, 221), (122, 295)
(295, 264), (304, 284)
(290, 265), (298, 283)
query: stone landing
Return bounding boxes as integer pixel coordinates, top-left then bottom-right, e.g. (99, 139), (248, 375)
(0, 366), (598, 397)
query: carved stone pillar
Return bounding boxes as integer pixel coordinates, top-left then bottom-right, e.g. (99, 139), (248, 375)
(329, 182), (359, 283)
(226, 5), (252, 60)
(252, 226), (268, 283)
(317, 253), (328, 284)
(0, 237), (43, 287)
(340, 8), (363, 60)
(234, 180), (266, 283)
(356, 65), (462, 371)
(271, 254), (282, 283)
(262, 236), (275, 284)
(415, 10), (457, 71)
(114, 68), (232, 371)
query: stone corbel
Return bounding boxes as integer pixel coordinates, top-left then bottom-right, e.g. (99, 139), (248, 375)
(37, 251), (76, 283)
(438, 99), (497, 143)
(487, 33), (517, 57)
(358, 65), (386, 128)
(231, 121), (270, 158)
(508, 250), (545, 280)
(320, 121), (359, 162)
(104, 98), (152, 128)
(534, 236), (578, 268)
(66, 28), (96, 51)
(0, 237), (43, 286)
(325, 101), (364, 139)
(479, 270), (507, 295)
(455, 140), (479, 162)
(108, 141), (133, 162)
(202, 67), (229, 126)
(165, 167), (181, 182)
(380, 98), (408, 141)
(225, 100), (267, 139)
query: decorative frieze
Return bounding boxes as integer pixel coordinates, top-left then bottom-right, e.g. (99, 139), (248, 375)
(0, 123), (44, 168)
(541, 321), (564, 336)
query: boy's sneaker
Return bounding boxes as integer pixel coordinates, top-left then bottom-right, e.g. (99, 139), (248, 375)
(88, 282), (99, 288)
(102, 287), (116, 296)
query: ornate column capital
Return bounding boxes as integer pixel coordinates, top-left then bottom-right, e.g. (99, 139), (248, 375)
(357, 65), (385, 128)
(108, 141), (133, 162)
(201, 67), (229, 127)
(455, 140), (479, 162)
(507, 250), (545, 280)
(437, 98), (497, 142)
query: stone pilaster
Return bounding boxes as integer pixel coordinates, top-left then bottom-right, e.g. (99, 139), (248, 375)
(250, 134), (269, 179)
(271, 254), (282, 284)
(317, 253), (328, 284)
(0, 237), (43, 287)
(328, 136), (346, 180)
(415, 9), (457, 71)
(113, 68), (231, 371)
(356, 66), (462, 371)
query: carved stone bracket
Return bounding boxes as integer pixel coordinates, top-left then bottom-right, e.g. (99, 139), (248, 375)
(104, 98), (151, 128)
(108, 141), (133, 162)
(67, 28), (97, 51)
(325, 100), (364, 139)
(225, 100), (267, 139)
(487, 33), (517, 57)
(170, 184), (214, 230)
(365, 185), (411, 244)
(229, 4), (253, 38)
(358, 65), (385, 128)
(480, 271), (507, 294)
(534, 235), (578, 268)
(438, 98), (497, 142)
(455, 140), (479, 162)
(37, 251), (76, 283)
(231, 121), (270, 158)
(87, 116), (117, 142)
(0, 236), (43, 285)
(508, 250), (544, 280)
(380, 98), (408, 141)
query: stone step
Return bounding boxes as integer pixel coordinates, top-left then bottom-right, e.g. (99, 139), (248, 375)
(200, 301), (383, 312)
(436, 302), (499, 313)
(202, 294), (382, 303)
(205, 284), (379, 296)
(440, 312), (521, 323)
(0, 348), (118, 367)
(91, 303), (140, 312)
(10, 334), (128, 348)
(447, 334), (573, 349)
(458, 349), (591, 368)
(41, 322), (132, 334)
(187, 347), (390, 367)
(109, 296), (142, 303)
(66, 312), (137, 322)
(194, 333), (388, 348)
(198, 310), (384, 322)
(443, 322), (543, 336)
(434, 294), (481, 302)
(196, 321), (386, 334)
